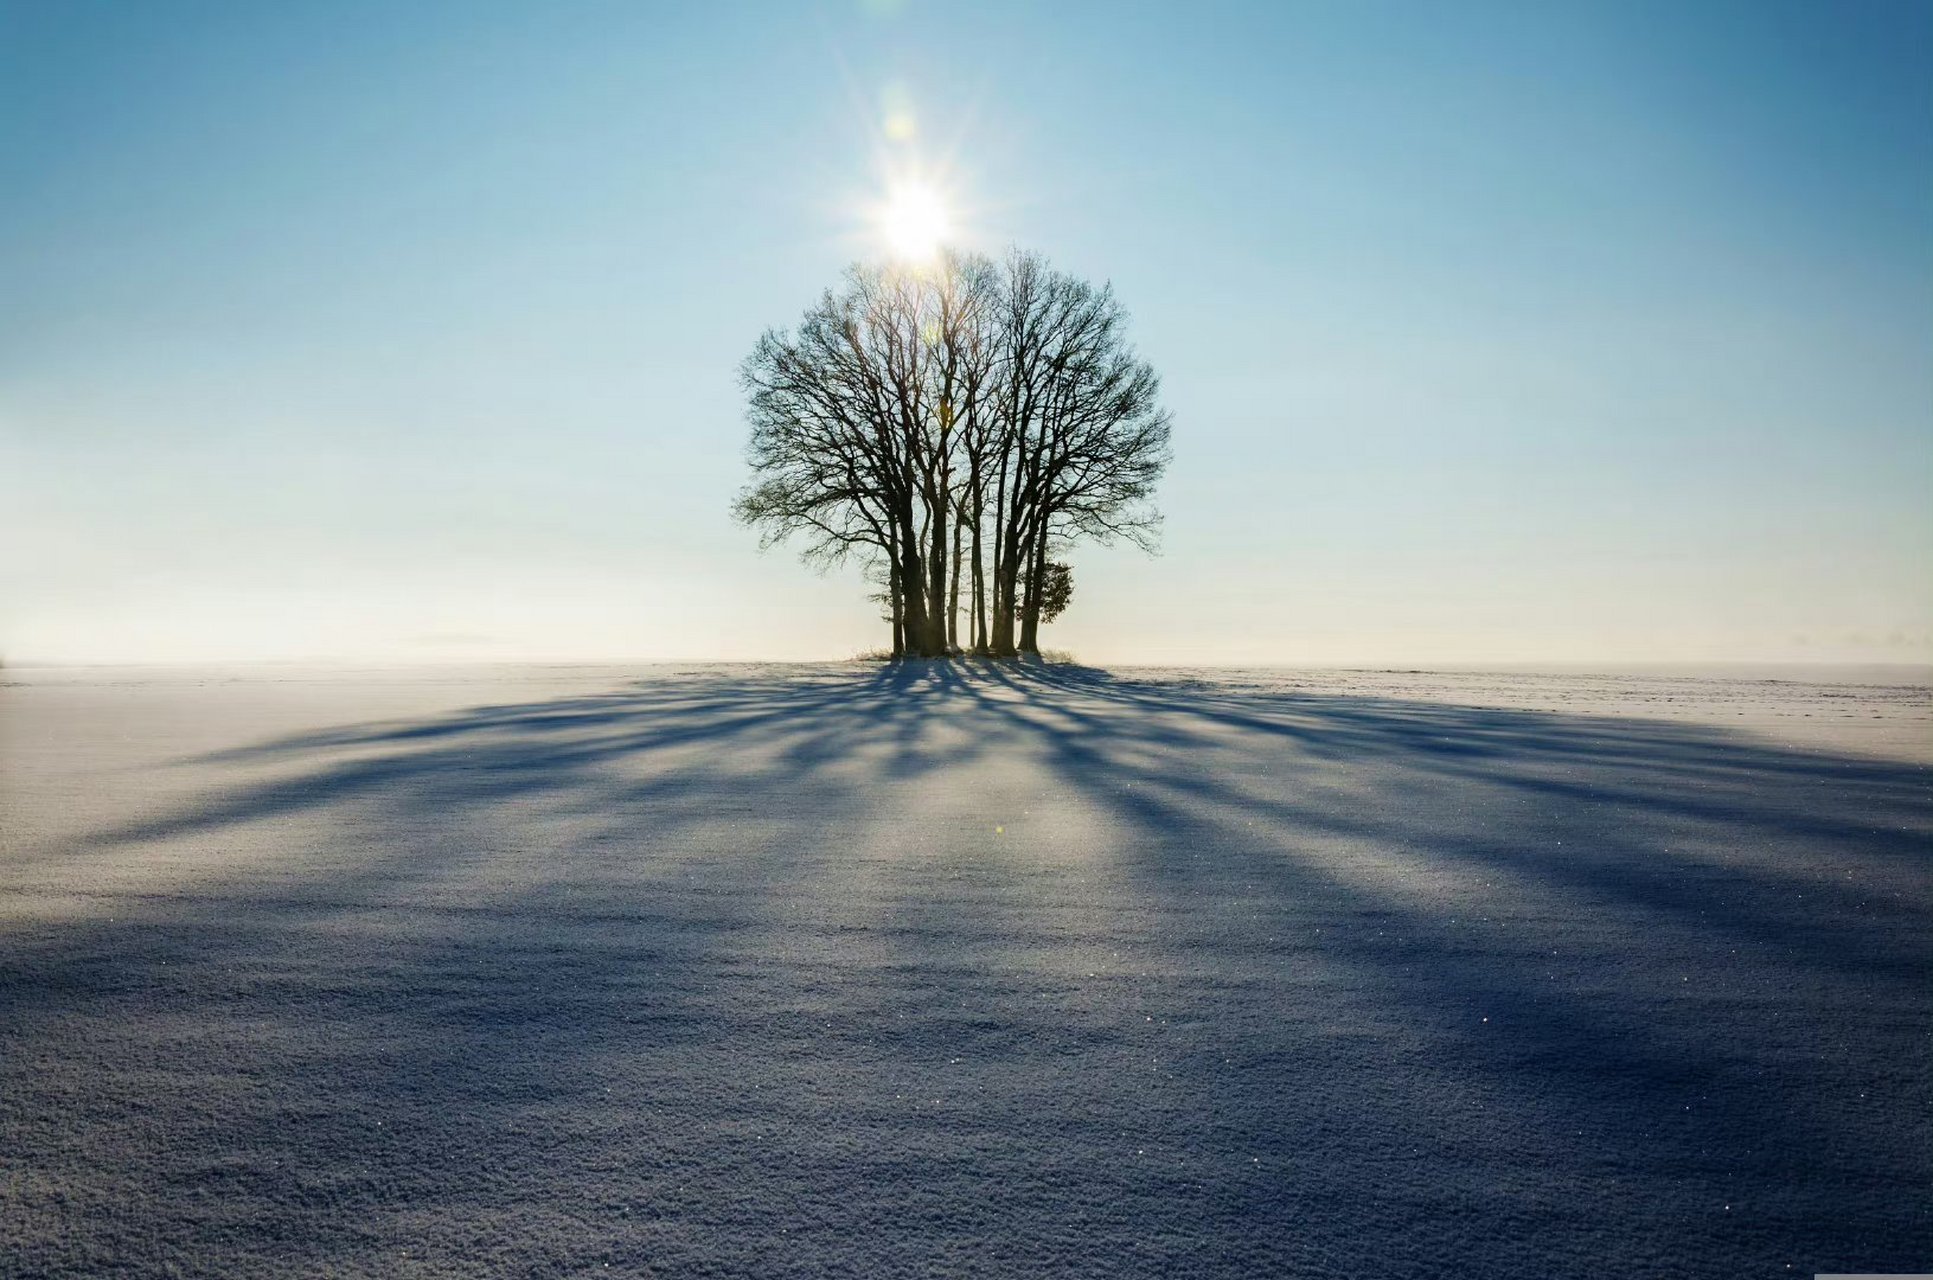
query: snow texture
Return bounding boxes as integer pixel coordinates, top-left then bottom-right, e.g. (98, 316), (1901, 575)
(2, 663), (1929, 1277)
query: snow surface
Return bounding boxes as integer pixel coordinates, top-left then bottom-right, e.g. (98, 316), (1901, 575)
(2, 663), (1929, 1277)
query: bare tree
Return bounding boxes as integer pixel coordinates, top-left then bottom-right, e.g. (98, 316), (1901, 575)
(735, 250), (1169, 659)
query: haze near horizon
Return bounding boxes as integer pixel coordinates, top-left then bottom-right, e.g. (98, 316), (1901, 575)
(2, 0), (1929, 666)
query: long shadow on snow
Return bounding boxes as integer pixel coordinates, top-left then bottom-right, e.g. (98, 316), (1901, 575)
(921, 664), (1931, 1273)
(3, 663), (1929, 1277)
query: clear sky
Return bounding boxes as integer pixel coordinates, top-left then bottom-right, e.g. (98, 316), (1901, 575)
(3, 0), (1929, 666)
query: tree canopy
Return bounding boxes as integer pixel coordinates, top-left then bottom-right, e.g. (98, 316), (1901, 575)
(735, 249), (1171, 658)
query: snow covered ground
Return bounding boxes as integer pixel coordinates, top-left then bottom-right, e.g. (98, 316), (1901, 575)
(2, 662), (1928, 1277)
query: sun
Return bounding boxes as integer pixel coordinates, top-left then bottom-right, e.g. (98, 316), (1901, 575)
(878, 179), (951, 262)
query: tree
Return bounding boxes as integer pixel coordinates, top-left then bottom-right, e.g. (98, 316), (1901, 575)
(735, 250), (1169, 658)
(1032, 560), (1074, 625)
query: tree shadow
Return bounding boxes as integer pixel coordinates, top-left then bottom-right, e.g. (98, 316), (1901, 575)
(3, 664), (1927, 1277)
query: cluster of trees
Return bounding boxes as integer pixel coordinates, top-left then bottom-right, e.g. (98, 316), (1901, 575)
(734, 250), (1172, 658)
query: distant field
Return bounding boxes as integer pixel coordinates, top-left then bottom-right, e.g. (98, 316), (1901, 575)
(3, 664), (1929, 1277)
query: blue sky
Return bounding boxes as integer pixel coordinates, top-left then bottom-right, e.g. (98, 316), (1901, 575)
(3, 0), (1928, 664)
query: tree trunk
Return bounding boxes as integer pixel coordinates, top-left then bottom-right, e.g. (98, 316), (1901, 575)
(970, 503), (987, 654)
(888, 556), (904, 658)
(991, 500), (1033, 657)
(990, 554), (1018, 656)
(948, 513), (963, 652)
(989, 447), (1013, 656)
(897, 507), (931, 657)
(925, 496), (948, 657)
(1019, 522), (1048, 655)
